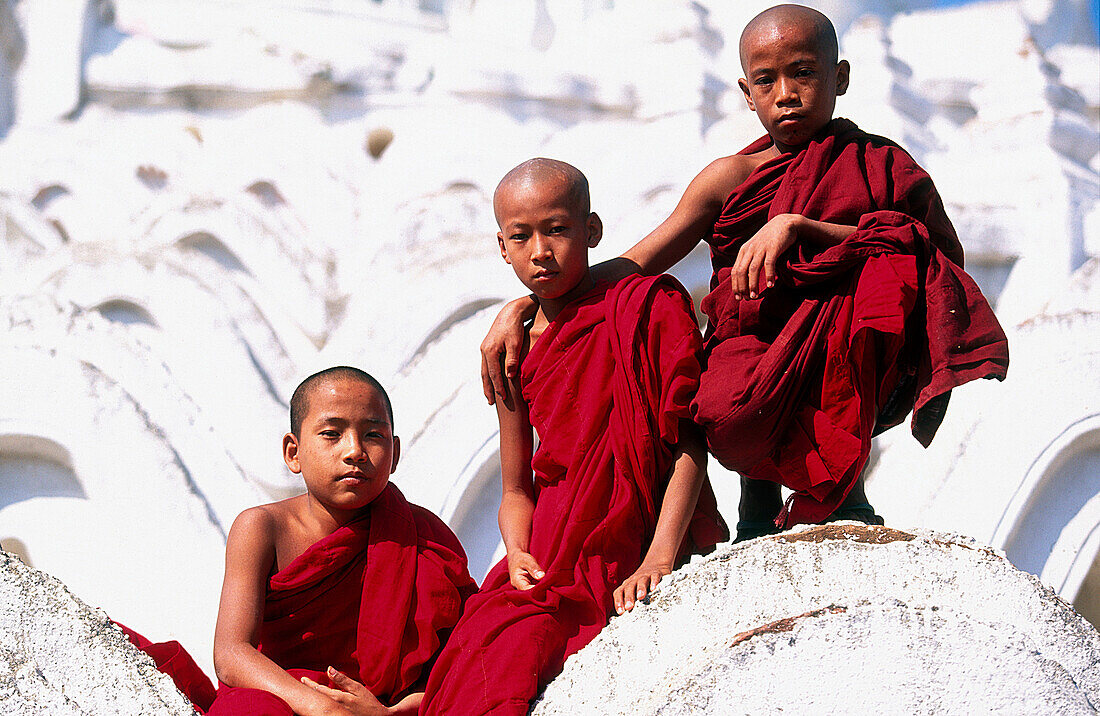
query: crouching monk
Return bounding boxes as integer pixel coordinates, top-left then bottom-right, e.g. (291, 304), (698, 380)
(480, 5), (1009, 538)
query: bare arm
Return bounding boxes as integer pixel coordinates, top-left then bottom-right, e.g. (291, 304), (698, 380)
(613, 420), (707, 614)
(495, 372), (543, 590)
(481, 157), (750, 404)
(214, 509), (356, 716)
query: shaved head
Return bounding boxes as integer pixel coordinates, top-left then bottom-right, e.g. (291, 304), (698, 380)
(740, 4), (839, 71)
(290, 366), (393, 436)
(494, 158), (590, 223)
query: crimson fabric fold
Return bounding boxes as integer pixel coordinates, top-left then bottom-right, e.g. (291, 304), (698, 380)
(206, 483), (476, 715)
(117, 622), (217, 712)
(420, 274), (728, 716)
(690, 118), (1009, 526)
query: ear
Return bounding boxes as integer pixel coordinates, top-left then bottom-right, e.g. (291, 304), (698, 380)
(738, 78), (756, 111)
(390, 435), (401, 474)
(586, 212), (603, 248)
(497, 232), (512, 264)
(282, 432), (302, 474)
(835, 60), (850, 97)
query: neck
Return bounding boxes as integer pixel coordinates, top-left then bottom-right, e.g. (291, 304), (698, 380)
(305, 493), (364, 534)
(538, 271), (596, 322)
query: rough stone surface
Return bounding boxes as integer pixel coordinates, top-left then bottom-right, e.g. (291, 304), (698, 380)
(533, 524), (1100, 715)
(0, 550), (194, 715)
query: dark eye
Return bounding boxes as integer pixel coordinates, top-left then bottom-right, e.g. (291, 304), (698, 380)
(549, 225), (567, 234)
(509, 233), (528, 242)
(320, 430), (339, 438)
(797, 68), (815, 77)
(366, 431), (384, 439)
(754, 76), (773, 86)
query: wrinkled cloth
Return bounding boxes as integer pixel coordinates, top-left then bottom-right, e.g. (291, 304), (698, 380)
(691, 118), (1009, 526)
(421, 274), (728, 715)
(206, 484), (476, 715)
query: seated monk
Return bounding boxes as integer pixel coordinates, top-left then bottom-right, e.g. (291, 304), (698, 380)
(480, 5), (1009, 540)
(420, 159), (728, 714)
(206, 367), (476, 715)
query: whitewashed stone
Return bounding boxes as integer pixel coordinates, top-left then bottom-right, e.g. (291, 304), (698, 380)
(534, 525), (1100, 715)
(0, 550), (194, 715)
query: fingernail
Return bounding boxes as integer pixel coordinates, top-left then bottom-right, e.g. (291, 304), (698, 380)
(749, 292), (756, 299)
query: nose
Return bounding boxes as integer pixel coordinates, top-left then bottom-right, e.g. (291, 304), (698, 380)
(776, 76), (798, 105)
(532, 233), (553, 261)
(343, 434), (367, 463)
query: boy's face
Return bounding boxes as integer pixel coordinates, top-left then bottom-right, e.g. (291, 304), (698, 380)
(495, 176), (602, 304)
(282, 377), (400, 519)
(738, 19), (849, 153)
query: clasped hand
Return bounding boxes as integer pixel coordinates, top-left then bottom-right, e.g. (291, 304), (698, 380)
(301, 667), (388, 716)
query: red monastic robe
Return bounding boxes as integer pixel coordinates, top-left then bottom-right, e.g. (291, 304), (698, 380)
(690, 118), (1009, 526)
(206, 484), (476, 715)
(420, 274), (728, 715)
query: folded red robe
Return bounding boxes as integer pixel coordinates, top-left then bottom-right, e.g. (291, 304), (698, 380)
(421, 274), (728, 715)
(206, 483), (476, 715)
(690, 118), (1009, 526)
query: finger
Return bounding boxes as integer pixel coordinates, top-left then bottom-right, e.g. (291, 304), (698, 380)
(480, 353), (496, 405)
(327, 667), (366, 696)
(503, 334), (522, 380)
(622, 581), (638, 612)
(733, 248), (752, 299)
(613, 585), (625, 614)
(748, 255), (765, 296)
(301, 677), (345, 700)
(485, 350), (504, 404)
(635, 579), (648, 604)
(764, 255), (777, 289)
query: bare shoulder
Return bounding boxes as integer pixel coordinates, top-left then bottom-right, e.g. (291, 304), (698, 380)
(228, 505), (278, 545)
(228, 497), (302, 548)
(689, 154), (768, 207)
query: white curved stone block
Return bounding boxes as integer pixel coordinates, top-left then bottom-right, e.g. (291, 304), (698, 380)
(533, 525), (1100, 715)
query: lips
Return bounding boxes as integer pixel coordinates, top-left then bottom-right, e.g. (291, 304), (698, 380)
(532, 270), (557, 281)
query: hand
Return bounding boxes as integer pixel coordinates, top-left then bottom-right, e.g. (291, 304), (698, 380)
(302, 667), (388, 716)
(731, 213), (800, 300)
(613, 561), (672, 615)
(507, 550), (545, 591)
(480, 297), (533, 406)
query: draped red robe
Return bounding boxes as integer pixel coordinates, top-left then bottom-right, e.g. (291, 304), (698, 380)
(420, 274), (728, 715)
(206, 483), (476, 715)
(690, 118), (1009, 526)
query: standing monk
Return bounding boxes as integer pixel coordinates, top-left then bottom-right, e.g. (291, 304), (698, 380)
(480, 5), (1008, 541)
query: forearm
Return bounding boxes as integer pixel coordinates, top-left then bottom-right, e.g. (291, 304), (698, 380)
(643, 423), (707, 568)
(787, 214), (857, 247)
(498, 487), (535, 556)
(215, 643), (342, 716)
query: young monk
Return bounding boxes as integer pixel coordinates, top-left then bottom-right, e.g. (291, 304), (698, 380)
(420, 159), (728, 714)
(207, 367), (476, 716)
(480, 4), (1009, 541)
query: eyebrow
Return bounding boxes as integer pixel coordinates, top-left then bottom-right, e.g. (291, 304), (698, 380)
(315, 416), (390, 426)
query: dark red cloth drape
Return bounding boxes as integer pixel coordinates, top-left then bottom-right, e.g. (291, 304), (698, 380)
(691, 118), (1009, 525)
(420, 274), (727, 715)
